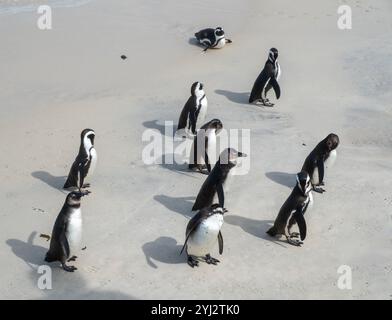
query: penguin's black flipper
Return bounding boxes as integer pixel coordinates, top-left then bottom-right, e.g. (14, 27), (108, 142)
(60, 230), (71, 261)
(293, 209), (307, 241)
(63, 160), (79, 189)
(269, 77), (281, 99)
(218, 231), (223, 254)
(216, 183), (225, 208)
(317, 158), (325, 185)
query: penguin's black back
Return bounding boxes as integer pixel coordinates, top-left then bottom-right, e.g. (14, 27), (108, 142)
(249, 61), (275, 103)
(177, 95), (197, 131)
(301, 141), (327, 176)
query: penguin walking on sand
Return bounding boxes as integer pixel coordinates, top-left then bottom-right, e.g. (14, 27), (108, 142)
(194, 27), (232, 52)
(189, 119), (223, 174)
(267, 171), (313, 246)
(192, 148), (247, 211)
(45, 190), (89, 272)
(249, 48), (281, 107)
(181, 204), (227, 268)
(301, 133), (340, 193)
(177, 82), (208, 137)
(64, 129), (97, 190)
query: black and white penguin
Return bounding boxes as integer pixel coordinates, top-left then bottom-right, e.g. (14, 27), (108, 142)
(266, 171), (313, 246)
(189, 119), (223, 174)
(177, 82), (208, 137)
(192, 148), (247, 211)
(64, 129), (97, 190)
(249, 48), (281, 106)
(194, 27), (232, 52)
(301, 133), (340, 193)
(45, 190), (89, 272)
(181, 204), (227, 268)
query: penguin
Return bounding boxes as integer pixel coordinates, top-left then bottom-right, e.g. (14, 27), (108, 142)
(181, 204), (227, 268)
(64, 129), (97, 190)
(194, 27), (232, 52)
(189, 119), (223, 174)
(192, 148), (247, 211)
(249, 48), (281, 107)
(177, 82), (208, 137)
(266, 171), (313, 246)
(45, 190), (89, 272)
(301, 133), (340, 193)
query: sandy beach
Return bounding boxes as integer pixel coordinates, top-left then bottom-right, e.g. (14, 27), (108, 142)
(0, 0), (391, 299)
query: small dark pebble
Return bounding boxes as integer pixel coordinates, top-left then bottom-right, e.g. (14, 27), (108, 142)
(302, 143), (306, 146)
(40, 234), (51, 241)
(121, 55), (127, 60)
(82, 246), (87, 250)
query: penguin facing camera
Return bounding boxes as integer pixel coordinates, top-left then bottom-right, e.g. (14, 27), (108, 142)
(181, 204), (227, 268)
(267, 171), (313, 246)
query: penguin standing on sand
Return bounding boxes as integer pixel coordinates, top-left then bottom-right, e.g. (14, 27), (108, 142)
(45, 190), (89, 272)
(301, 133), (340, 193)
(181, 204), (227, 268)
(249, 48), (281, 106)
(189, 119), (223, 174)
(177, 82), (208, 137)
(192, 148), (247, 211)
(266, 171), (313, 246)
(194, 27), (232, 52)
(64, 129), (97, 190)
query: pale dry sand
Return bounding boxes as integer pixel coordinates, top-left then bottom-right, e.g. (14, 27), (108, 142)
(0, 0), (391, 299)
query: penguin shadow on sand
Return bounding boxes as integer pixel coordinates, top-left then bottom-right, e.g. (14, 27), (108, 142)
(188, 37), (202, 49)
(224, 216), (286, 248)
(154, 194), (195, 218)
(265, 171), (296, 188)
(31, 171), (67, 193)
(142, 236), (185, 269)
(215, 89), (250, 104)
(7, 232), (134, 299)
(158, 154), (199, 179)
(142, 120), (174, 137)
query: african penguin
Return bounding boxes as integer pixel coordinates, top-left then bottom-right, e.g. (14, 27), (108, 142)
(64, 129), (97, 190)
(189, 119), (223, 174)
(249, 48), (281, 107)
(194, 27), (232, 52)
(177, 82), (208, 137)
(192, 148), (247, 211)
(301, 133), (340, 193)
(181, 204), (227, 268)
(45, 190), (90, 272)
(266, 171), (313, 246)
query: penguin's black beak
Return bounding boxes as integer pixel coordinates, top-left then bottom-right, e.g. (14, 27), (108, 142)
(237, 152), (247, 158)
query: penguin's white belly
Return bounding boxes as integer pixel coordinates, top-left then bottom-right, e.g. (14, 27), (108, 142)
(197, 97), (208, 127)
(325, 150), (337, 169)
(66, 208), (82, 253)
(312, 167), (320, 185)
(87, 148), (97, 178)
(214, 37), (226, 49)
(187, 215), (223, 257)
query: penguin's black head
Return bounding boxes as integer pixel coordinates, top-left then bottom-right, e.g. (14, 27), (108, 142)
(268, 48), (279, 62)
(325, 133), (340, 151)
(296, 171), (311, 195)
(219, 147), (247, 166)
(66, 190), (89, 206)
(215, 27), (225, 37)
(210, 119), (223, 133)
(191, 81), (204, 96)
(81, 128), (95, 146)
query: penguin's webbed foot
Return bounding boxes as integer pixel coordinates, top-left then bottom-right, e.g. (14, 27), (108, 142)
(187, 256), (199, 268)
(205, 254), (220, 265)
(62, 264), (77, 272)
(82, 183), (90, 188)
(289, 232), (300, 238)
(286, 236), (303, 247)
(67, 256), (77, 262)
(313, 186), (326, 193)
(226, 39), (232, 44)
